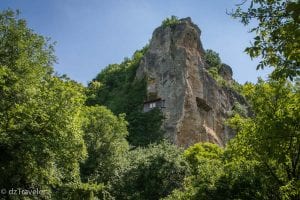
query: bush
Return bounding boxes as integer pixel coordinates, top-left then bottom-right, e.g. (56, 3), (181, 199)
(204, 49), (222, 69)
(52, 183), (112, 200)
(162, 16), (180, 28)
(86, 46), (165, 147)
(80, 106), (129, 184)
(205, 49), (244, 93)
(111, 141), (189, 200)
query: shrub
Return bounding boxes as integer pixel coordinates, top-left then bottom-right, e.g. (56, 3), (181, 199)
(162, 16), (180, 28)
(204, 49), (222, 69)
(111, 141), (189, 200)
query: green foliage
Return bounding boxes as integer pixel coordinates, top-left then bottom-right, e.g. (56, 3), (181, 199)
(52, 183), (111, 200)
(227, 78), (300, 199)
(231, 79), (243, 93)
(184, 142), (224, 173)
(0, 10), (87, 198)
(227, 101), (248, 117)
(111, 141), (189, 200)
(212, 159), (271, 200)
(86, 48), (146, 112)
(127, 108), (164, 146)
(205, 49), (243, 93)
(164, 143), (224, 200)
(86, 46), (165, 147)
(162, 15), (180, 28)
(184, 143), (224, 199)
(207, 66), (220, 79)
(204, 49), (222, 69)
(80, 106), (129, 184)
(204, 49), (224, 86)
(3, 7), (300, 200)
(165, 142), (277, 200)
(231, 0), (300, 80)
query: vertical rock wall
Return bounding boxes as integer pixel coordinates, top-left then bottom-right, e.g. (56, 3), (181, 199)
(136, 18), (246, 147)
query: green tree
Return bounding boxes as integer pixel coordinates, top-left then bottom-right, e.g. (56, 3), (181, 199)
(227, 79), (300, 199)
(204, 49), (222, 69)
(231, 0), (300, 79)
(127, 108), (164, 146)
(80, 106), (129, 184)
(0, 10), (87, 198)
(164, 142), (224, 200)
(184, 142), (223, 173)
(86, 47), (165, 147)
(162, 16), (180, 28)
(111, 141), (189, 200)
(204, 49), (243, 93)
(165, 143), (275, 200)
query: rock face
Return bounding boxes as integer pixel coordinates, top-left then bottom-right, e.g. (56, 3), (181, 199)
(219, 64), (233, 83)
(136, 17), (246, 147)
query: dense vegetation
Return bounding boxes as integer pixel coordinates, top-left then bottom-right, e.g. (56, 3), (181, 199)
(0, 0), (299, 198)
(110, 142), (189, 200)
(85, 47), (165, 147)
(165, 79), (300, 200)
(204, 49), (243, 92)
(0, 10), (102, 199)
(161, 15), (180, 28)
(231, 0), (300, 80)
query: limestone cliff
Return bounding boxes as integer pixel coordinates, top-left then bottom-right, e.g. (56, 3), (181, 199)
(136, 17), (246, 147)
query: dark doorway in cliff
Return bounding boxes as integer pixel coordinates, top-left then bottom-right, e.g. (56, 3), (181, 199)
(196, 97), (212, 112)
(196, 97), (215, 129)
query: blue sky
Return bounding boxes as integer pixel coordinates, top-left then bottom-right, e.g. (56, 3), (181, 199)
(1, 0), (270, 85)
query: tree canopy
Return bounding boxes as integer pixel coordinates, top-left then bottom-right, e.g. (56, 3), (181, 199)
(227, 79), (300, 199)
(0, 10), (88, 198)
(231, 0), (300, 80)
(80, 105), (129, 184)
(1, 4), (299, 199)
(111, 141), (189, 200)
(86, 46), (165, 147)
